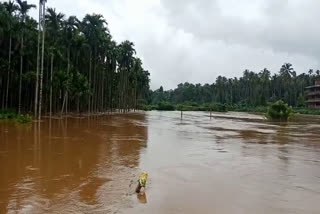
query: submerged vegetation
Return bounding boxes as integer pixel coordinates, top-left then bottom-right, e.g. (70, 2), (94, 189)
(15, 113), (33, 123)
(266, 100), (293, 121)
(0, 110), (32, 123)
(0, 0), (150, 118)
(0, 110), (17, 119)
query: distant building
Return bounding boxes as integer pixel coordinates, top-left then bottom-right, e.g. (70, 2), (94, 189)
(306, 80), (320, 109)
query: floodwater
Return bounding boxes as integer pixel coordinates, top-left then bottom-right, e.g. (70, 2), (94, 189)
(0, 111), (320, 214)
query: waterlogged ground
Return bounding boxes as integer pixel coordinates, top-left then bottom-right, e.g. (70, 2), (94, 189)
(0, 111), (320, 214)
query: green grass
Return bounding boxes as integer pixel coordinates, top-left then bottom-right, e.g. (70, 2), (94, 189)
(293, 107), (320, 115)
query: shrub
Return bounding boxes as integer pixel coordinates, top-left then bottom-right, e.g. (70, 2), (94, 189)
(156, 102), (175, 111)
(141, 105), (153, 111)
(0, 110), (17, 119)
(212, 103), (227, 112)
(15, 114), (33, 123)
(176, 104), (196, 111)
(266, 100), (293, 121)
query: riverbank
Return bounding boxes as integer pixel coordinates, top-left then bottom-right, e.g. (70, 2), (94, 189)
(0, 109), (145, 123)
(143, 102), (320, 116)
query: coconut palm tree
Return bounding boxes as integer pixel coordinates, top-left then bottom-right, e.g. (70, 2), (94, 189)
(117, 40), (136, 112)
(38, 0), (46, 120)
(3, 1), (18, 109)
(45, 7), (64, 117)
(0, 5), (151, 115)
(16, 0), (36, 114)
(81, 14), (108, 113)
(280, 63), (296, 78)
(61, 16), (79, 114)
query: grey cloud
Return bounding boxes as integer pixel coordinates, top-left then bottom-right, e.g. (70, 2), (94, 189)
(160, 0), (320, 58)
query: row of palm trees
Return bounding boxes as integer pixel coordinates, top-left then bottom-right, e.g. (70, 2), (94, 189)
(0, 0), (150, 118)
(151, 63), (319, 107)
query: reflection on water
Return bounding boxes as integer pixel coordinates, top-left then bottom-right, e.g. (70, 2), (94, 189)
(137, 192), (147, 204)
(0, 114), (147, 213)
(1, 111), (320, 213)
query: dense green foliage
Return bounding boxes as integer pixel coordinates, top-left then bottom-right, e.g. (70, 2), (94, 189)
(0, 109), (17, 119)
(0, 0), (150, 117)
(156, 102), (175, 111)
(150, 65), (319, 109)
(266, 100), (293, 121)
(15, 113), (32, 123)
(0, 109), (32, 123)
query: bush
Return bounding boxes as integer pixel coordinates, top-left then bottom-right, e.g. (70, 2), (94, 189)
(156, 102), (175, 111)
(15, 114), (33, 123)
(201, 103), (228, 112)
(230, 104), (268, 113)
(266, 100), (293, 121)
(0, 110), (17, 119)
(213, 103), (227, 112)
(176, 104), (196, 111)
(141, 105), (153, 111)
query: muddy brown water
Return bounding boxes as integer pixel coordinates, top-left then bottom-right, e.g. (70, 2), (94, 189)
(0, 111), (320, 214)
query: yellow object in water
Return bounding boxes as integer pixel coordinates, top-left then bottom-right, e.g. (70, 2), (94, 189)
(139, 172), (148, 187)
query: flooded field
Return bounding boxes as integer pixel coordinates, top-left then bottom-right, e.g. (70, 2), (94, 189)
(0, 111), (320, 214)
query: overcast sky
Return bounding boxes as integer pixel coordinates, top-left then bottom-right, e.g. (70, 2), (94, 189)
(24, 0), (320, 90)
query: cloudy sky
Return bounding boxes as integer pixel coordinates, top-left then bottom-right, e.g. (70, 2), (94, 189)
(26, 0), (320, 90)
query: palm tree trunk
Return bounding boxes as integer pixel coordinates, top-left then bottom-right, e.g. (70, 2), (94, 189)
(88, 49), (92, 114)
(38, 1), (46, 120)
(77, 96), (80, 114)
(18, 35), (24, 114)
(135, 78), (137, 110)
(101, 70), (104, 112)
(60, 91), (67, 117)
(34, 2), (42, 118)
(92, 47), (97, 113)
(1, 77), (4, 110)
(66, 46), (70, 115)
(6, 33), (12, 110)
(50, 54), (53, 118)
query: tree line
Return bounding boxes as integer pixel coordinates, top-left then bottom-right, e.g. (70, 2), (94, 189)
(0, 0), (150, 119)
(150, 63), (319, 108)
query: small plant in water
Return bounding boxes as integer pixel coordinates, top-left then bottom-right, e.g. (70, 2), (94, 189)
(266, 100), (293, 121)
(15, 114), (33, 124)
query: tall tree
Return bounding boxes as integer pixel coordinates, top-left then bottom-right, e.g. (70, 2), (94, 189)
(38, 0), (46, 120)
(46, 7), (64, 117)
(3, 1), (18, 109)
(0, 3), (150, 115)
(16, 0), (36, 114)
